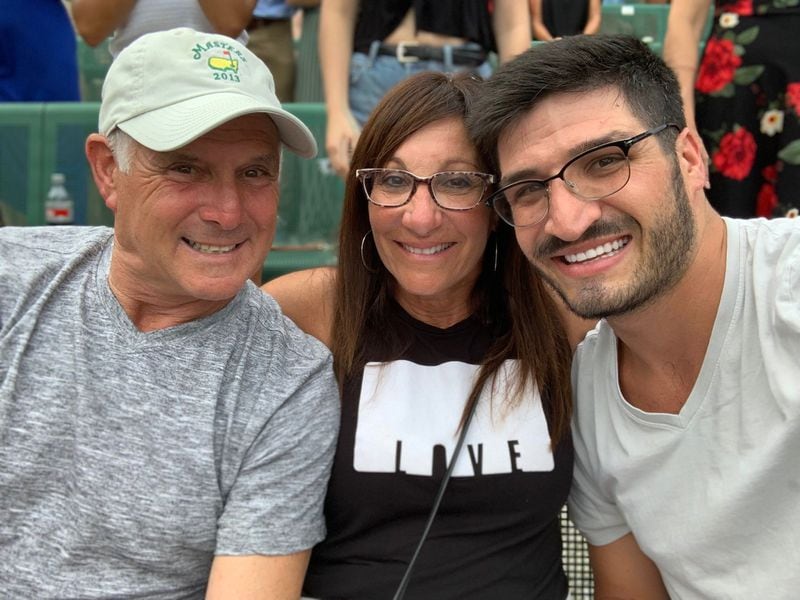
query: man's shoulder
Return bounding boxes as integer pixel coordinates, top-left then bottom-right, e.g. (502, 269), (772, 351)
(0, 225), (112, 270)
(212, 286), (339, 461)
(729, 217), (800, 291)
(730, 216), (800, 254)
(163, 285), (337, 433)
(233, 283), (334, 372)
(0, 226), (112, 299)
(0, 225), (112, 251)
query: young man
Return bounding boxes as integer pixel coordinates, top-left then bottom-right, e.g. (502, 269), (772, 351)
(0, 28), (339, 598)
(469, 35), (800, 599)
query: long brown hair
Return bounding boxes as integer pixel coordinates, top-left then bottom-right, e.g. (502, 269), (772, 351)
(332, 72), (572, 444)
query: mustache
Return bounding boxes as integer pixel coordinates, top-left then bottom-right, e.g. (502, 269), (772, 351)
(534, 218), (634, 258)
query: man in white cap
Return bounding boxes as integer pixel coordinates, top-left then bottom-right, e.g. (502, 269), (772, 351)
(0, 28), (339, 598)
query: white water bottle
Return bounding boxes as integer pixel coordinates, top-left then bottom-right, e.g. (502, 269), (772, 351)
(44, 173), (75, 225)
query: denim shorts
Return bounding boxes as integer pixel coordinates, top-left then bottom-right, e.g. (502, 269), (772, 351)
(348, 41), (494, 126)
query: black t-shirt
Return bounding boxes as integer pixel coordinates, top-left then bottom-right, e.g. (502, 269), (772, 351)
(353, 0), (497, 54)
(303, 302), (572, 599)
(541, 0), (588, 37)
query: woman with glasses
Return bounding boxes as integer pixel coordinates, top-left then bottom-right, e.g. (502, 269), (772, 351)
(263, 71), (574, 599)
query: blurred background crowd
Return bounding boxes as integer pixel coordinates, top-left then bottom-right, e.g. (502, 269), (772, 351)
(1, 0), (797, 233)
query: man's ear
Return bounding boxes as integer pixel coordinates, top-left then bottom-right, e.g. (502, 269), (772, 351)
(85, 133), (120, 213)
(675, 127), (708, 194)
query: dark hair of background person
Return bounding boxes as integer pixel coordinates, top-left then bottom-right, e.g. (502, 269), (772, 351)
(331, 71), (573, 444)
(468, 34), (689, 174)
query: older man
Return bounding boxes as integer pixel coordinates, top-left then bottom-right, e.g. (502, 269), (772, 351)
(469, 35), (800, 599)
(0, 28), (339, 598)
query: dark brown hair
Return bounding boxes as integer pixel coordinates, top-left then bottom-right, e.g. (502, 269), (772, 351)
(332, 71), (572, 444)
(468, 35), (687, 173)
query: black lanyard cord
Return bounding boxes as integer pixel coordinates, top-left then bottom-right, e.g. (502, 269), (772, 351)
(391, 398), (481, 600)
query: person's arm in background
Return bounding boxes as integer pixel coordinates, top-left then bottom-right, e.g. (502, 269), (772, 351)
(662, 0), (712, 183)
(494, 0), (533, 60)
(529, 0), (553, 41)
(70, 0), (137, 46)
(589, 534), (670, 600)
(198, 0), (258, 38)
(206, 552), (309, 600)
(662, 0), (713, 136)
(320, 0), (361, 178)
(261, 267), (336, 347)
(582, 0), (602, 35)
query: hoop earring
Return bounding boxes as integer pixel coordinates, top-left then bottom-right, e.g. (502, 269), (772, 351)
(360, 230), (378, 273)
(493, 237), (499, 273)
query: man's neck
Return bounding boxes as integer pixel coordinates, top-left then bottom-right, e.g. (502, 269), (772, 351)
(608, 214), (728, 414)
(107, 260), (233, 333)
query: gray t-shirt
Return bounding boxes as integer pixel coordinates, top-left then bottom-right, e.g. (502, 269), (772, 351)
(0, 226), (340, 598)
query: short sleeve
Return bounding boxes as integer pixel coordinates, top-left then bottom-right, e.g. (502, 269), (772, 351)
(215, 326), (340, 556)
(751, 218), (800, 407)
(567, 329), (631, 547)
(567, 440), (630, 547)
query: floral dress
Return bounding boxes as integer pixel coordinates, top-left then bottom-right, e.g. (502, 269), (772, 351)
(695, 0), (800, 219)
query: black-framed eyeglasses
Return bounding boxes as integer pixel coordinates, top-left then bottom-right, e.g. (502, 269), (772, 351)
(488, 123), (681, 228)
(356, 168), (496, 211)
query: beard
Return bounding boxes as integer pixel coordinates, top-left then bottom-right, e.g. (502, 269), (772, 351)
(526, 164), (697, 320)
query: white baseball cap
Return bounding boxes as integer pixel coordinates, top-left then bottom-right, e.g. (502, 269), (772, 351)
(98, 27), (317, 158)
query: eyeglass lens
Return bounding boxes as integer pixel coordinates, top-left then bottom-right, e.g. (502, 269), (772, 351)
(364, 170), (488, 209)
(495, 145), (631, 227)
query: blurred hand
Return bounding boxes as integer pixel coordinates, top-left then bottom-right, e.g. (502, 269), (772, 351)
(325, 109), (361, 179)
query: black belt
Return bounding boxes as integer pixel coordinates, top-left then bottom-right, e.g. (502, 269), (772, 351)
(373, 42), (487, 66)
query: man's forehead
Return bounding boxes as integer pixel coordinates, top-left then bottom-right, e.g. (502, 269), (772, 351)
(503, 87), (629, 133)
(496, 89), (636, 166)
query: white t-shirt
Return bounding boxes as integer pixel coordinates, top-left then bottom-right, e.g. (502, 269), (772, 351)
(569, 217), (800, 599)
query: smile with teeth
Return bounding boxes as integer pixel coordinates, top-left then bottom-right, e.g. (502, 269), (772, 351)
(185, 238), (239, 254)
(563, 236), (630, 264)
(401, 242), (455, 255)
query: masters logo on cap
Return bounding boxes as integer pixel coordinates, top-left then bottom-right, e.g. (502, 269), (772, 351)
(98, 27), (317, 157)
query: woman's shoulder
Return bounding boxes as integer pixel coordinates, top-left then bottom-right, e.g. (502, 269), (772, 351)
(261, 267), (337, 347)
